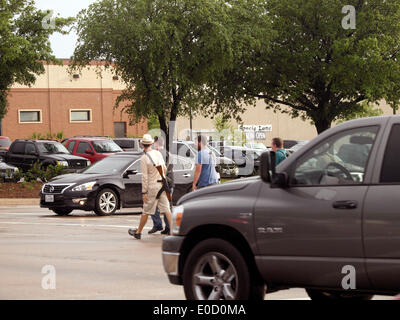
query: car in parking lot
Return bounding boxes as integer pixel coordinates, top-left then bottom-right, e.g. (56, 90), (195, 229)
(63, 137), (123, 164)
(0, 158), (19, 181)
(287, 140), (310, 155)
(163, 115), (400, 300)
(40, 152), (195, 216)
(222, 146), (262, 177)
(244, 142), (268, 151)
(113, 138), (142, 152)
(172, 140), (238, 178)
(3, 140), (90, 172)
(0, 136), (11, 151)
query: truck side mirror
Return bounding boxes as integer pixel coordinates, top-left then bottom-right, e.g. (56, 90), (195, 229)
(260, 151), (288, 188)
(260, 152), (272, 183)
(85, 149), (94, 155)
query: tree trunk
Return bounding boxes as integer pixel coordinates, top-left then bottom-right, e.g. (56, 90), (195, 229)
(158, 114), (169, 150)
(314, 118), (332, 135)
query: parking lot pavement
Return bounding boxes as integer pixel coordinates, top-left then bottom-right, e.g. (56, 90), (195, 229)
(0, 206), (392, 300)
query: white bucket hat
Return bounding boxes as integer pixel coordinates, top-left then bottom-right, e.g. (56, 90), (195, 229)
(141, 134), (154, 145)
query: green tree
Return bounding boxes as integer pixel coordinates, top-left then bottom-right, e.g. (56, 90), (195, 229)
(213, 114), (233, 134)
(338, 101), (383, 123)
(0, 0), (74, 133)
(71, 0), (233, 149)
(211, 0), (400, 134)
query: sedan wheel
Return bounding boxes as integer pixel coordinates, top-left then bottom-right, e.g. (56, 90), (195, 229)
(95, 189), (118, 216)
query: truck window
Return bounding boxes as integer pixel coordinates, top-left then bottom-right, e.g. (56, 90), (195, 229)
(24, 143), (36, 155)
(11, 142), (25, 155)
(76, 141), (91, 154)
(67, 140), (76, 153)
(380, 124), (400, 183)
(292, 126), (378, 186)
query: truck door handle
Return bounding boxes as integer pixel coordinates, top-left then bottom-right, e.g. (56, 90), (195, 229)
(332, 200), (358, 210)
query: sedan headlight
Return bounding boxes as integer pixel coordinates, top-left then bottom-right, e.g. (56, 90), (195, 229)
(172, 205), (184, 235)
(57, 161), (69, 167)
(71, 181), (96, 192)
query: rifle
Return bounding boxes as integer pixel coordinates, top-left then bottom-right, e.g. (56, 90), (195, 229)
(155, 165), (173, 201)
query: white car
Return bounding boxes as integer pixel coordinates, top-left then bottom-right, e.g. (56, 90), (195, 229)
(244, 142), (268, 151)
(0, 159), (19, 181)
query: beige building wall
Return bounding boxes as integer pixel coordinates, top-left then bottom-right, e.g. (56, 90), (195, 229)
(176, 100), (396, 145)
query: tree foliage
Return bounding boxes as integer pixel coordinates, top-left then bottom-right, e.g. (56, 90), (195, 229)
(211, 0), (400, 133)
(72, 0), (235, 146)
(0, 0), (74, 121)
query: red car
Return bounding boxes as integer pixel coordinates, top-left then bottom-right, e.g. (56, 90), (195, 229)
(0, 136), (11, 150)
(63, 137), (124, 164)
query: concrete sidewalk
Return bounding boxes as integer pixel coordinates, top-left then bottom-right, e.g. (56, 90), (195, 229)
(0, 198), (39, 206)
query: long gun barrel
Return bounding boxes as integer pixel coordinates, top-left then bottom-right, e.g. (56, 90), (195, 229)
(156, 165), (172, 201)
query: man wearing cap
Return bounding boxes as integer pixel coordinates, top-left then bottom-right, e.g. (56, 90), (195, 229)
(128, 134), (172, 239)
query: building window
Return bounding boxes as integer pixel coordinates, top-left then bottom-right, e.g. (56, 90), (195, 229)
(19, 110), (42, 123)
(70, 109), (92, 123)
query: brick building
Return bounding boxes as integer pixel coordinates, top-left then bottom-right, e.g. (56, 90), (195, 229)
(1, 60), (147, 141)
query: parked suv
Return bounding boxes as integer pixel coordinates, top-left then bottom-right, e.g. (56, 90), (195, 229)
(4, 140), (90, 172)
(163, 115), (400, 300)
(63, 137), (123, 164)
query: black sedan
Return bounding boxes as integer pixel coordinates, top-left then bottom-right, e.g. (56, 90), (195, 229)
(40, 152), (194, 216)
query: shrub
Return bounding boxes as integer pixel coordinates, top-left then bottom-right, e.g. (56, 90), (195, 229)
(44, 164), (67, 181)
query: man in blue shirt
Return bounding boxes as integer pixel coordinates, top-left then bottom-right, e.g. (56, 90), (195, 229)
(271, 137), (287, 165)
(193, 135), (219, 190)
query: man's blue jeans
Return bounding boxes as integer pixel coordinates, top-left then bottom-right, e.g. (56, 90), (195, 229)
(151, 188), (172, 231)
(151, 207), (170, 230)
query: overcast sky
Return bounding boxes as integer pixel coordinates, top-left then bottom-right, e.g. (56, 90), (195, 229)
(35, 0), (96, 58)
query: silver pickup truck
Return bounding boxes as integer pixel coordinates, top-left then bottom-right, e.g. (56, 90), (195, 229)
(162, 115), (400, 300)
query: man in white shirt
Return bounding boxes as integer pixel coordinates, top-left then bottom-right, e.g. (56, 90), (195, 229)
(128, 134), (172, 239)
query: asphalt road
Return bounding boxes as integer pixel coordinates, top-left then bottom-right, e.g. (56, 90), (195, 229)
(0, 206), (392, 300)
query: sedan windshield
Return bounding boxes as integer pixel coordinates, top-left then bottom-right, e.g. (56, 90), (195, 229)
(92, 140), (123, 153)
(37, 142), (69, 154)
(83, 157), (135, 175)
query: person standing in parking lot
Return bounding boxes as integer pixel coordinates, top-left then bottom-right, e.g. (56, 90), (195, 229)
(128, 134), (172, 239)
(148, 136), (173, 235)
(192, 135), (219, 191)
(271, 137), (287, 165)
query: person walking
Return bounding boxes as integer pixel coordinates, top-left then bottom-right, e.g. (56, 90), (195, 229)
(271, 137), (287, 165)
(192, 135), (219, 191)
(128, 134), (172, 239)
(148, 136), (173, 235)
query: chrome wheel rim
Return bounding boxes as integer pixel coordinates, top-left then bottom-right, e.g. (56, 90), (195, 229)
(99, 192), (116, 214)
(192, 252), (238, 300)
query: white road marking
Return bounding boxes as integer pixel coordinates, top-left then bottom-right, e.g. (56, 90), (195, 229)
(0, 221), (152, 230)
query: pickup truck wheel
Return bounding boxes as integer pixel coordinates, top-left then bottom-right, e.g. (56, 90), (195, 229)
(94, 188), (118, 216)
(306, 289), (373, 300)
(183, 238), (265, 300)
(51, 208), (73, 216)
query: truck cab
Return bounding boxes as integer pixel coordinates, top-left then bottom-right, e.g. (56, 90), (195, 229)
(162, 115), (400, 300)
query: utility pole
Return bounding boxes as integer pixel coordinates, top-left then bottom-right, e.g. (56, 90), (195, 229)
(189, 105), (193, 141)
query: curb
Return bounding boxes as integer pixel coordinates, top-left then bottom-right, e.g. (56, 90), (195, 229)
(0, 198), (40, 206)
